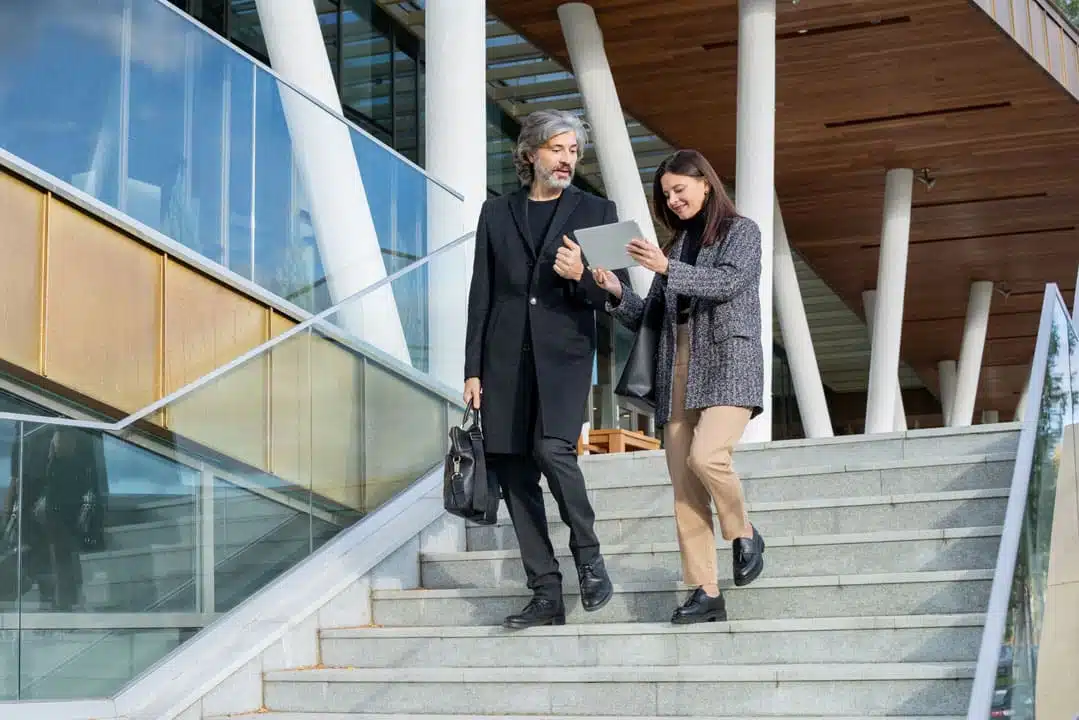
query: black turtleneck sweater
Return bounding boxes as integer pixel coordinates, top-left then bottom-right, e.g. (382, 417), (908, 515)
(675, 213), (706, 323)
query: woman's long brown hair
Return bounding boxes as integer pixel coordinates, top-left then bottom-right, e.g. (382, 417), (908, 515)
(652, 149), (739, 253)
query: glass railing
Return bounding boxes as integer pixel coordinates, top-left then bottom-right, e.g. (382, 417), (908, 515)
(967, 282), (1079, 719)
(0, 232), (473, 701)
(0, 0), (461, 322)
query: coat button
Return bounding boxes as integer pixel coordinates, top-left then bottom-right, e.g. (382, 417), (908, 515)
(529, 297), (537, 305)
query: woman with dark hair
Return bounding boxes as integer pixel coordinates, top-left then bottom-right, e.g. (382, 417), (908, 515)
(592, 149), (766, 624)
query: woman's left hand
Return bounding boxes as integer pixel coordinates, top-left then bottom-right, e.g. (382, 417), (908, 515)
(627, 238), (669, 275)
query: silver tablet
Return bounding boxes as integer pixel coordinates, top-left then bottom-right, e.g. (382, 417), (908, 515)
(573, 219), (644, 270)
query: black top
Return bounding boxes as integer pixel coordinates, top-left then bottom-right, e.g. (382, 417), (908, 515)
(676, 213), (706, 323)
(527, 197), (560, 253)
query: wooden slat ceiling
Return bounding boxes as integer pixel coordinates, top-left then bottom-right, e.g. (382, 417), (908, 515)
(479, 0), (1079, 417)
(376, 0), (919, 403)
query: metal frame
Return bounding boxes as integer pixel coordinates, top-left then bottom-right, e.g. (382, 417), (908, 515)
(148, 0), (464, 200)
(965, 281), (1069, 719)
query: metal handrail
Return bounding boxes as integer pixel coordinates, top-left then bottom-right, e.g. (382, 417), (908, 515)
(148, 0), (465, 202)
(965, 282), (1069, 718)
(0, 230), (476, 431)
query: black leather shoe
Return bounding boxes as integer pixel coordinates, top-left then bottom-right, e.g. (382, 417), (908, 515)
(671, 587), (727, 624)
(733, 526), (765, 587)
(503, 595), (566, 630)
(578, 557), (613, 611)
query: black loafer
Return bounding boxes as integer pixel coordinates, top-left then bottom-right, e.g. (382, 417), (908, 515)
(671, 587), (727, 624)
(503, 595), (566, 630)
(578, 557), (613, 612)
(733, 526), (765, 587)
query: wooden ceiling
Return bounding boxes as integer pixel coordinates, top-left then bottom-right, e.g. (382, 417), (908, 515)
(487, 0), (1079, 417)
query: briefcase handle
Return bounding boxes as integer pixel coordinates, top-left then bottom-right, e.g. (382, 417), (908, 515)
(461, 403), (484, 437)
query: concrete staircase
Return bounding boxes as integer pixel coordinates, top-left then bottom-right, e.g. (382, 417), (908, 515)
(213, 424), (1017, 719)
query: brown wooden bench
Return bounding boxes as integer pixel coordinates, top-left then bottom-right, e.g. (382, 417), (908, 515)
(577, 428), (661, 455)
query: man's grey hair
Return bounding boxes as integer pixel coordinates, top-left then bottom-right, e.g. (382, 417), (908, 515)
(513, 109), (590, 186)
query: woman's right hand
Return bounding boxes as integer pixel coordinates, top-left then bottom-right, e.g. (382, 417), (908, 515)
(463, 377), (482, 409)
(592, 268), (622, 300)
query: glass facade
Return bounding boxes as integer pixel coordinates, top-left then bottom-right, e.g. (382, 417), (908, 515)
(0, 0), (463, 373)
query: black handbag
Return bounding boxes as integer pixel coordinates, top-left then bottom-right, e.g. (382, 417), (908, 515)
(443, 405), (499, 525)
(615, 291), (665, 415)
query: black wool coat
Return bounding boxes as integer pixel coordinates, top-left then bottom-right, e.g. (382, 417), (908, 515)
(464, 185), (623, 454)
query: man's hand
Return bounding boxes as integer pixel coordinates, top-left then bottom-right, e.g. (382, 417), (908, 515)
(554, 235), (585, 281)
(463, 377), (482, 409)
(592, 268), (623, 300)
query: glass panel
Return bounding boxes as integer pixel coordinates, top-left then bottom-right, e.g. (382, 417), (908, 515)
(990, 292), (1079, 719)
(340, 0), (393, 135)
(0, 230), (471, 699)
(0, 0), (458, 316)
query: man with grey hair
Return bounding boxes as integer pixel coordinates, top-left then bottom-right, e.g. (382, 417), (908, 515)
(463, 109), (623, 629)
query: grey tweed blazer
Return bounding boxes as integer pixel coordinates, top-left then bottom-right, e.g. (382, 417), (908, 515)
(608, 215), (764, 427)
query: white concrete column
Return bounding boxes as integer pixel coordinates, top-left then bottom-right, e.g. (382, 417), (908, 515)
(735, 0), (777, 444)
(981, 409), (1000, 424)
(557, 3), (657, 297)
(773, 194), (832, 437)
(937, 359), (957, 426)
(254, 0), (410, 363)
(1015, 379), (1030, 421)
(425, 0), (487, 391)
(950, 280), (994, 427)
(864, 169), (914, 434)
(863, 289), (908, 432)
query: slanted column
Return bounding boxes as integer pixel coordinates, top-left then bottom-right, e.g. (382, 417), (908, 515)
(425, 0), (487, 390)
(1015, 378), (1030, 421)
(862, 289), (908, 432)
(937, 359), (957, 426)
(735, 0), (777, 444)
(254, 0), (410, 363)
(558, 2), (658, 297)
(950, 280), (994, 427)
(773, 194), (832, 437)
(864, 168), (913, 434)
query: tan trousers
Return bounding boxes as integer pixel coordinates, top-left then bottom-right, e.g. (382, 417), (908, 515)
(664, 325), (752, 588)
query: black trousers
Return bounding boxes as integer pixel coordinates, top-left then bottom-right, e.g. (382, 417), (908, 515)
(487, 349), (601, 598)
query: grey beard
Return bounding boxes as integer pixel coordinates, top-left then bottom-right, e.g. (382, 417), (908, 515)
(535, 164), (574, 190)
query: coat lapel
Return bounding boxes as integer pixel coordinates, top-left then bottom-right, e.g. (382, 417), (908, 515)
(539, 185), (582, 256)
(507, 187), (532, 259)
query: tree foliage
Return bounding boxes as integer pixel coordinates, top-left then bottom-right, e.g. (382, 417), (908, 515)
(1055, 0), (1079, 26)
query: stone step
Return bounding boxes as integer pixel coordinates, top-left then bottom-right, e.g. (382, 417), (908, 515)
(467, 488), (1009, 551)
(262, 663), (976, 716)
(320, 614), (985, 668)
(424, 527), (1000, 588)
(577, 424), (1018, 487)
(371, 570), (992, 626)
(216, 716), (966, 720)
(574, 454), (1012, 515)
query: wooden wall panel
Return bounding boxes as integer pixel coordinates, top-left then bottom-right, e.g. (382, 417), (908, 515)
(166, 351), (270, 472)
(362, 362), (444, 512)
(268, 313), (312, 492)
(163, 260), (269, 396)
(45, 201), (162, 412)
(308, 333), (364, 511)
(0, 172), (45, 374)
(268, 313), (366, 513)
